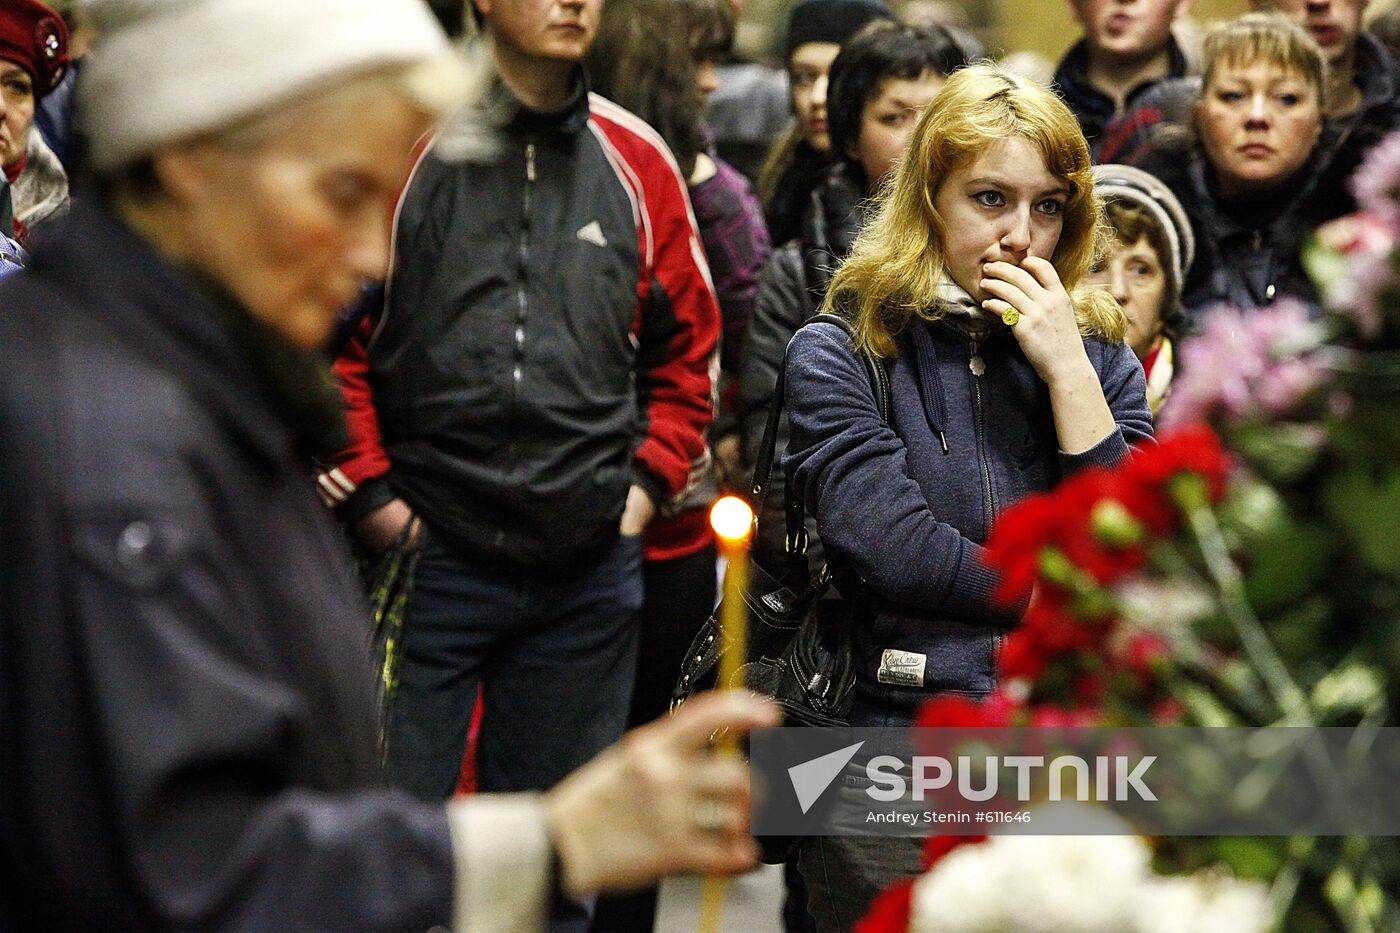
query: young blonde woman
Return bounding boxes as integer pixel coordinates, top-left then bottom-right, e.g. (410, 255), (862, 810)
(782, 63), (1154, 930)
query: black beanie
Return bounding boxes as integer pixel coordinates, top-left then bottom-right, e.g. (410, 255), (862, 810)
(784, 0), (894, 60)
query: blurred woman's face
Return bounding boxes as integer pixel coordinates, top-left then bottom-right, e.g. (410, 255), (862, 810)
(167, 82), (429, 350)
(932, 135), (1068, 303)
(851, 70), (944, 191)
(1196, 60), (1322, 197)
(0, 62), (36, 169)
(789, 41), (840, 151)
(1083, 234), (1167, 359)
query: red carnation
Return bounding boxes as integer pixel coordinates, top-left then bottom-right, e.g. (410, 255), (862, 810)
(986, 493), (1062, 606)
(1051, 469), (1147, 584)
(1028, 703), (1103, 728)
(997, 630), (1047, 681)
(987, 467), (1148, 611)
(922, 832), (989, 871)
(1072, 671), (1108, 706)
(981, 688), (1023, 725)
(1021, 588), (1110, 655)
(1151, 697), (1186, 724)
(1120, 426), (1232, 533)
(855, 878), (916, 933)
(1120, 630), (1170, 683)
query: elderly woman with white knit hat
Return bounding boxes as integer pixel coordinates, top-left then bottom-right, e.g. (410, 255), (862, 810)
(0, 1), (775, 930)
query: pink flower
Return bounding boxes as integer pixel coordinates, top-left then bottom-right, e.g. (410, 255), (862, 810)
(1315, 212), (1396, 257)
(1349, 129), (1400, 228)
(1341, 249), (1400, 339)
(1159, 301), (1327, 428)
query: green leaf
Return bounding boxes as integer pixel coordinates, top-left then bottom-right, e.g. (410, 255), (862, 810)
(1324, 468), (1400, 577)
(1173, 680), (1243, 727)
(1242, 523), (1332, 616)
(1229, 422), (1327, 484)
(1302, 237), (1348, 296)
(1213, 836), (1288, 881)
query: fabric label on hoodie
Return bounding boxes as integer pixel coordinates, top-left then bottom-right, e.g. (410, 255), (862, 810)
(877, 649), (927, 687)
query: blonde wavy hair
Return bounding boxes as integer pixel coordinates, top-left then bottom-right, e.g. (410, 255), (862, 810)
(821, 63), (1125, 358)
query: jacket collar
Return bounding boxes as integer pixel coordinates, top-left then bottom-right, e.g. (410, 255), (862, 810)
(492, 65), (592, 137)
(1352, 32), (1400, 119)
(1054, 37), (1189, 124)
(29, 198), (341, 466)
(799, 163), (866, 297)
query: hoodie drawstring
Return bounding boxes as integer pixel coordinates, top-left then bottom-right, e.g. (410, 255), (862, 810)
(908, 322), (950, 454)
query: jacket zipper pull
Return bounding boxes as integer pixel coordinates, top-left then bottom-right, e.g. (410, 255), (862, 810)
(968, 339), (985, 377)
(525, 142), (536, 183)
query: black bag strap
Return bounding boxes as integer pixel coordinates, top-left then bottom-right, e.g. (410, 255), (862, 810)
(749, 312), (889, 586)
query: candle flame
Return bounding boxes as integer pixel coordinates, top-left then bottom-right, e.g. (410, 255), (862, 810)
(709, 496), (754, 543)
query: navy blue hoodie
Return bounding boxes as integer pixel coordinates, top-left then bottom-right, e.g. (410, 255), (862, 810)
(783, 315), (1153, 709)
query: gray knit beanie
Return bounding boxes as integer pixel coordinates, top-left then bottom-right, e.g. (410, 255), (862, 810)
(1092, 163), (1196, 309)
(79, 0), (458, 172)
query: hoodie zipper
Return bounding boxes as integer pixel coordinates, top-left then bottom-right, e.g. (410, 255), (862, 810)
(968, 338), (996, 532)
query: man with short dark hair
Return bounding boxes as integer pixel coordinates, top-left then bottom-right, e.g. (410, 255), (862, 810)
(321, 3), (720, 929)
(1053, 0), (1189, 158)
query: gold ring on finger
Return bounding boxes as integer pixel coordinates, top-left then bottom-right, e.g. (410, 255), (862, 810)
(1001, 306), (1020, 327)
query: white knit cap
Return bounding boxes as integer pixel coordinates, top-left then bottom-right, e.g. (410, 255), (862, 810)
(80, 0), (456, 171)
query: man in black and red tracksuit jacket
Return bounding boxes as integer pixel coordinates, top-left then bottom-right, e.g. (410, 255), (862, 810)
(317, 6), (718, 927)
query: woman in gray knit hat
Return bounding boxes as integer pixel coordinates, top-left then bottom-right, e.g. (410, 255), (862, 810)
(1088, 162), (1197, 415)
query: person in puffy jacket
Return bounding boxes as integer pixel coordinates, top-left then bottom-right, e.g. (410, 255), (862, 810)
(758, 0), (893, 247)
(783, 64), (1153, 931)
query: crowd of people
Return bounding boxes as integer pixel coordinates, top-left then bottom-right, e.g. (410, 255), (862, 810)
(1, 0), (1397, 930)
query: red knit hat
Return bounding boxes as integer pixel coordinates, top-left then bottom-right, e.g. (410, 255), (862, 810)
(0, 0), (69, 98)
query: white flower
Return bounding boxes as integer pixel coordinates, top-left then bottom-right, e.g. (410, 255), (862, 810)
(1135, 873), (1270, 933)
(909, 804), (1271, 933)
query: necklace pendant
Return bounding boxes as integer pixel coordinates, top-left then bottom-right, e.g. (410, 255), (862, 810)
(969, 355), (985, 377)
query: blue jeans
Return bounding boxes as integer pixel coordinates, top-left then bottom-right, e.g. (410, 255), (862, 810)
(797, 700), (922, 933)
(386, 531), (642, 932)
(386, 529), (643, 799)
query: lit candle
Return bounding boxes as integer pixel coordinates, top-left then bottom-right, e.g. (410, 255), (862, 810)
(699, 494), (754, 933)
(710, 495), (753, 700)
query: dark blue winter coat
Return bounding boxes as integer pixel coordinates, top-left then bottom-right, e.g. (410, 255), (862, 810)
(783, 315), (1153, 709)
